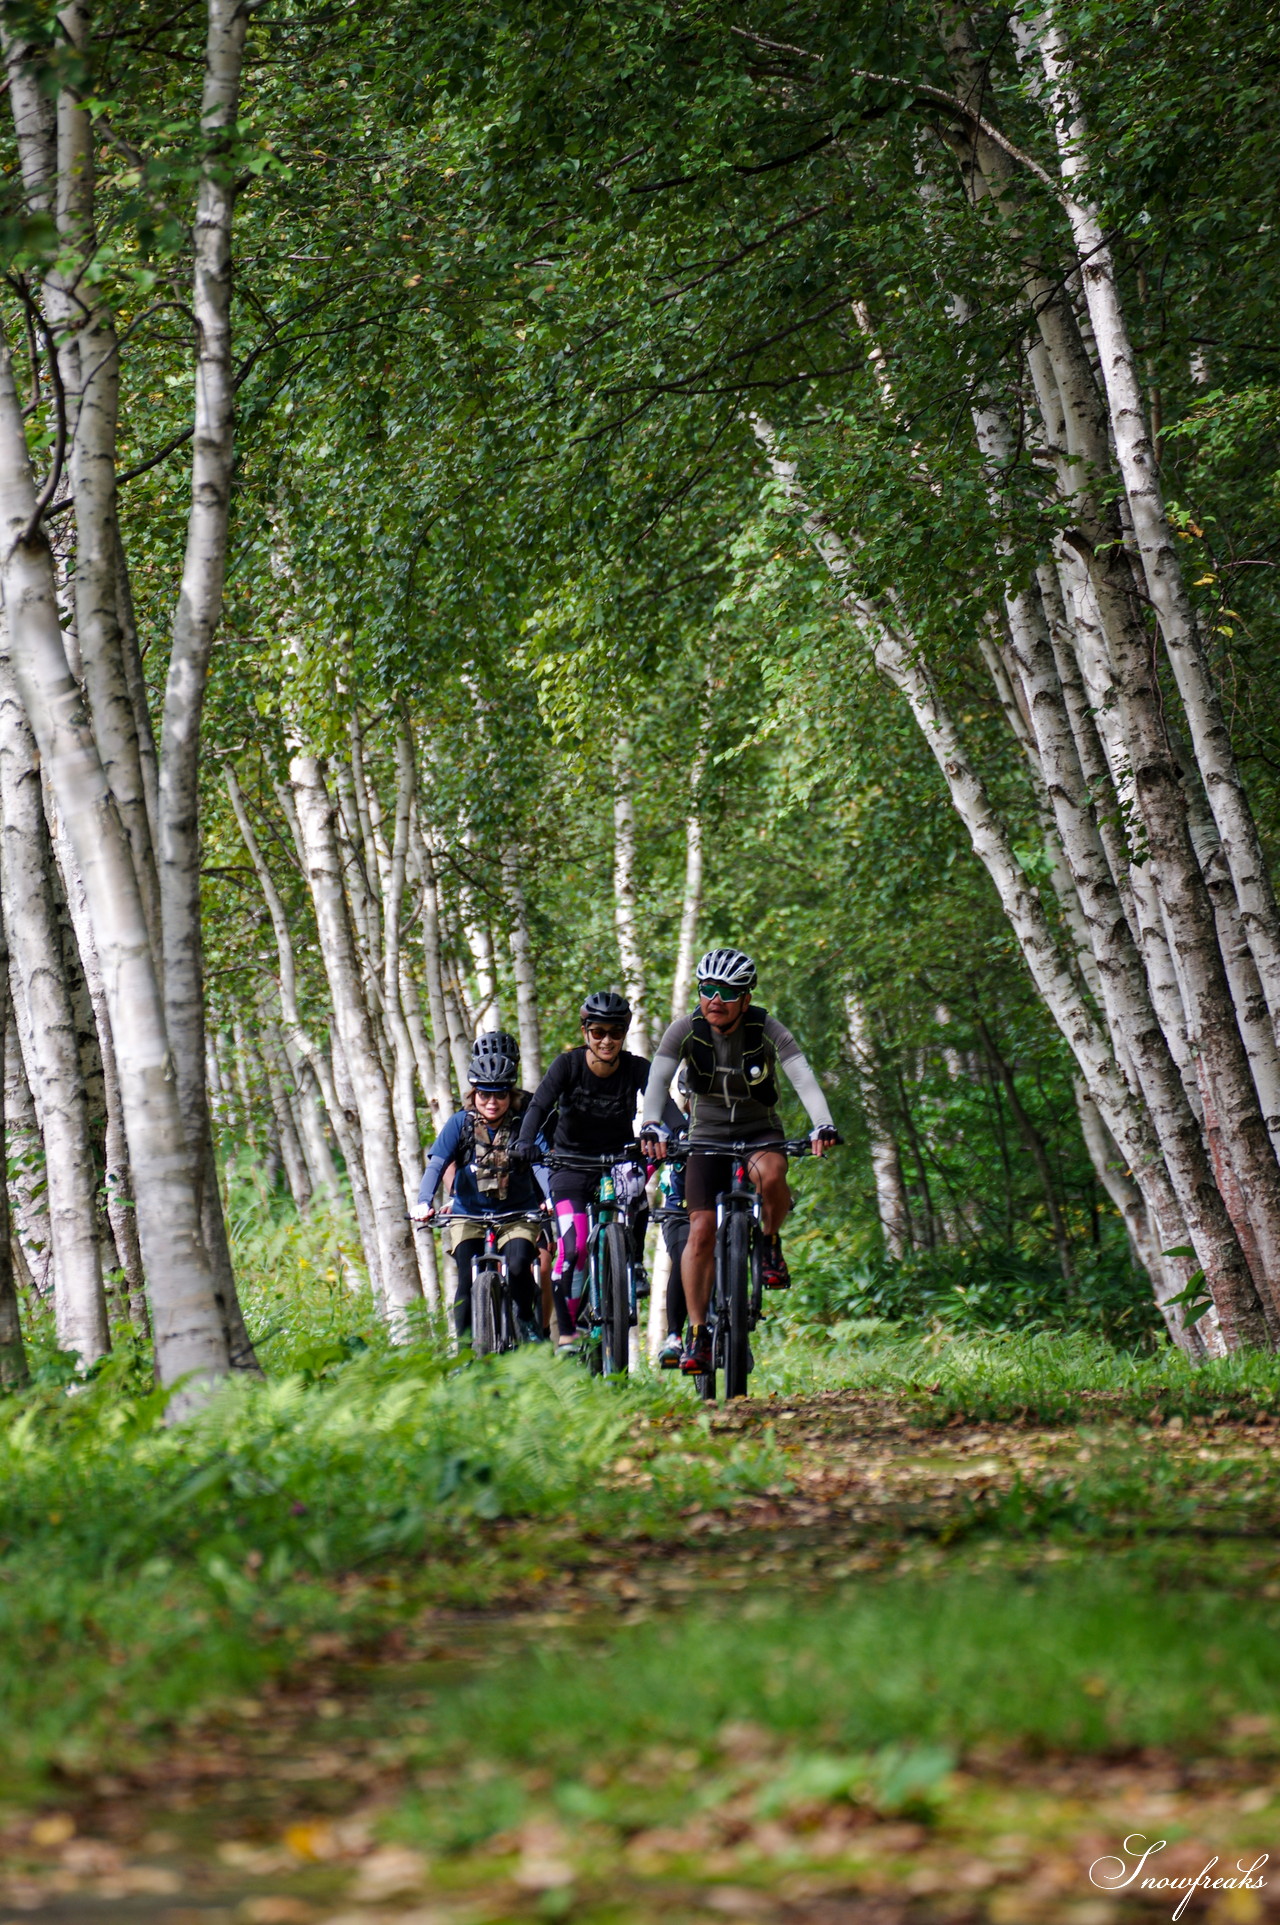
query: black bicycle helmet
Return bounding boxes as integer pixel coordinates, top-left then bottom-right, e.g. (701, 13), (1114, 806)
(468, 1032), (519, 1088)
(579, 989), (632, 1028)
(695, 946), (757, 992)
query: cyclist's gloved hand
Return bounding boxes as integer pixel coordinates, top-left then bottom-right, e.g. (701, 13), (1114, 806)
(507, 1142), (532, 1169)
(639, 1123), (669, 1162)
(410, 1201), (436, 1223)
(811, 1125), (841, 1158)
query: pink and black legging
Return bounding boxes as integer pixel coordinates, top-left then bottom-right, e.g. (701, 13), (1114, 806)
(549, 1171), (594, 1336)
(548, 1169), (651, 1337)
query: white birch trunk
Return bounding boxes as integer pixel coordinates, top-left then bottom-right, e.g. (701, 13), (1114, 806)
(1072, 1080), (1173, 1300)
(611, 735), (652, 1056)
(0, 649), (107, 1362)
(326, 1020), (384, 1305)
(290, 752), (422, 1333)
(846, 994), (911, 1260)
(503, 846), (543, 1083)
(222, 767), (350, 1225)
(1035, 14), (1280, 1048)
(270, 1021), (340, 1204)
(1003, 577), (1257, 1343)
(671, 711), (710, 1019)
(0, 908), (27, 1385)
(383, 725), (437, 1308)
(52, 5), (163, 966)
(0, 345), (228, 1400)
(259, 1018), (312, 1213)
(150, 0), (258, 1375)
(410, 813), (457, 1120)
(5, 1003), (53, 1302)
(755, 421), (1234, 1350)
(442, 967), (475, 1093)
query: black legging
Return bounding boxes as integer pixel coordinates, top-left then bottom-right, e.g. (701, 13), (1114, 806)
(452, 1236), (538, 1340)
(663, 1216), (690, 1338)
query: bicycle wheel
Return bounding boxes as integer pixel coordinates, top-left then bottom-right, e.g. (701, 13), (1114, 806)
(600, 1221), (631, 1377)
(722, 1210), (752, 1400)
(494, 1264), (520, 1352)
(472, 1264), (499, 1358)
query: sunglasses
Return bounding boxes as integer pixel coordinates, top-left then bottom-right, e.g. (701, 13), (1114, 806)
(585, 1025), (627, 1041)
(699, 982), (744, 1004)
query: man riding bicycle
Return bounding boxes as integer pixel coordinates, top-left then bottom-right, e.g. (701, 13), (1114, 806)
(512, 990), (680, 1348)
(641, 947), (837, 1376)
(411, 1031), (546, 1345)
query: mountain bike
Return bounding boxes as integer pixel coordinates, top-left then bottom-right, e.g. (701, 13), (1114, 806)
(662, 1136), (837, 1401)
(544, 1147), (648, 1377)
(416, 1208), (542, 1359)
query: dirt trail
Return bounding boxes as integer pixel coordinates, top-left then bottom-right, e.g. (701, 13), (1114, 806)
(2, 1391), (1278, 1924)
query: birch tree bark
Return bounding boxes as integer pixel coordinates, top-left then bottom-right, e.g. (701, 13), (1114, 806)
(156, 0), (255, 1368)
(383, 725), (438, 1308)
(503, 847), (543, 1084)
(998, 562), (1259, 1340)
(756, 421), (1249, 1349)
(290, 752), (422, 1332)
(0, 342), (229, 1402)
(1033, 12), (1280, 1046)
(671, 709), (710, 1018)
(55, 2), (163, 965)
(0, 644), (107, 1363)
(411, 813), (458, 1120)
(846, 994), (910, 1259)
(611, 735), (651, 1055)
(258, 1015), (311, 1213)
(223, 766), (357, 1228)
(0, 910), (27, 1388)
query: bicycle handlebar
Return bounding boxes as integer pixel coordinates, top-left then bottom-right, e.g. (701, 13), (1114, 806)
(541, 1145), (644, 1173)
(652, 1133), (841, 1161)
(411, 1207), (544, 1229)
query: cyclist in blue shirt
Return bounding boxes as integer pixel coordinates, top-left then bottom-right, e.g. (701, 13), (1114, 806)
(412, 1032), (546, 1344)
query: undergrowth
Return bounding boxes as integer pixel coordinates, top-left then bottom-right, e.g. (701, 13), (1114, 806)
(0, 1346), (773, 1787)
(383, 1566), (1280, 1857)
(754, 1319), (1280, 1423)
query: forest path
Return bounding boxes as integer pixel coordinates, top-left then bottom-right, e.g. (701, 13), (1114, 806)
(2, 1389), (1279, 1924)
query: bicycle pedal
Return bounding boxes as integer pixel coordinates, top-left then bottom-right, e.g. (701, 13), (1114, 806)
(762, 1277), (791, 1291)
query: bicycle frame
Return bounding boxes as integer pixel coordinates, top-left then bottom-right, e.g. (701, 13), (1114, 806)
(418, 1208), (542, 1356)
(544, 1147), (647, 1369)
(660, 1135), (835, 1398)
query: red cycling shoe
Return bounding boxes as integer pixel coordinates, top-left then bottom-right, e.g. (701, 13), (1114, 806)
(762, 1237), (791, 1290)
(680, 1324), (713, 1374)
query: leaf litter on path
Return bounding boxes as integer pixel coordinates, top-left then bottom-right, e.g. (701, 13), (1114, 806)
(3, 1390), (1280, 1924)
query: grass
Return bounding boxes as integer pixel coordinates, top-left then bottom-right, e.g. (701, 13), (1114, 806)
(0, 1344), (775, 1789)
(7, 1191), (1280, 1815)
(379, 1563), (1280, 1859)
(754, 1316), (1280, 1422)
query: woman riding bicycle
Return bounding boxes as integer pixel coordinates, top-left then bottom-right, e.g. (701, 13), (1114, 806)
(512, 990), (681, 1348)
(412, 1031), (546, 1345)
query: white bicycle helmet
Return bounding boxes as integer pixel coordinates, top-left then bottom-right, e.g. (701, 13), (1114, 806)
(695, 947), (757, 992)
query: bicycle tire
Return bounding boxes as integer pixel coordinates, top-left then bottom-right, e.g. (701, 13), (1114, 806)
(496, 1262), (520, 1353)
(472, 1264), (499, 1358)
(723, 1210), (751, 1399)
(601, 1221), (631, 1376)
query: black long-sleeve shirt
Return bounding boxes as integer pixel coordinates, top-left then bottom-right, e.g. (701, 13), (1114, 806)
(514, 1046), (680, 1158)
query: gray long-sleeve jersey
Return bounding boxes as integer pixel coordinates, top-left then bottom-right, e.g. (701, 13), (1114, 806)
(642, 1012), (834, 1145)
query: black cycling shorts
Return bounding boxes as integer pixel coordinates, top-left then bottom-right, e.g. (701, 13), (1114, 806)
(684, 1138), (784, 1212)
